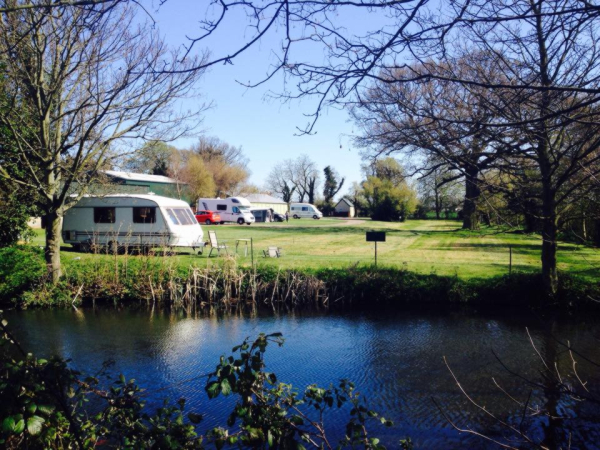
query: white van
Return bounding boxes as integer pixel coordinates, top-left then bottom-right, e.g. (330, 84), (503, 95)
(197, 197), (255, 225)
(62, 194), (205, 252)
(290, 203), (323, 219)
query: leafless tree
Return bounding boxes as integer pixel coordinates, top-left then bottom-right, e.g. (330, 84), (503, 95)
(267, 155), (320, 203)
(417, 164), (462, 220)
(266, 160), (296, 203)
(0, 1), (206, 281)
(351, 60), (508, 230)
(292, 155), (320, 203)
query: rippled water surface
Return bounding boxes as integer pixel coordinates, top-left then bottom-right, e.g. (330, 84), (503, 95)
(6, 308), (600, 448)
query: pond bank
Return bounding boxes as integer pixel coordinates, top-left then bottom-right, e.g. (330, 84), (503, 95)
(1, 246), (599, 311)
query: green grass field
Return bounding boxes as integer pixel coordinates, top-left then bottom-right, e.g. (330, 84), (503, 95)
(30, 218), (600, 279)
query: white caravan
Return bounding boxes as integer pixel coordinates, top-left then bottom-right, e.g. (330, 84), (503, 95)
(62, 194), (204, 252)
(290, 203), (323, 219)
(197, 197), (255, 225)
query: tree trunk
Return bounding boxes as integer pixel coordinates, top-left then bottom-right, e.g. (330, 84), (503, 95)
(44, 211), (63, 283)
(541, 186), (558, 296)
(462, 167), (480, 230)
(434, 189), (441, 220)
(524, 208), (537, 233)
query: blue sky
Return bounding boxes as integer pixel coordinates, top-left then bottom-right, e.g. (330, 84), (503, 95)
(152, 1), (370, 194)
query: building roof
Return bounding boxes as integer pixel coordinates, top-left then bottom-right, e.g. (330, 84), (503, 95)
(335, 198), (354, 208)
(244, 193), (287, 204)
(102, 170), (183, 185)
(79, 194), (190, 207)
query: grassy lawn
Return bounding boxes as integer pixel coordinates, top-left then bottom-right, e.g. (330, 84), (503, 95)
(29, 218), (600, 280)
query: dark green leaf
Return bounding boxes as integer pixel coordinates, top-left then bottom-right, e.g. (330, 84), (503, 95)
(290, 416), (304, 426)
(37, 404), (55, 416)
(13, 419), (24, 434)
(220, 378), (232, 396)
(2, 417), (15, 433)
(188, 412), (203, 424)
(206, 381), (220, 399)
(268, 430), (274, 447)
(26, 416), (45, 436)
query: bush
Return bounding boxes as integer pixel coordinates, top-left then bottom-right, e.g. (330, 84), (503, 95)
(0, 192), (35, 247)
(0, 246), (45, 302)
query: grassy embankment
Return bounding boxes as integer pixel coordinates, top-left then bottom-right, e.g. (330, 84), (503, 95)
(3, 218), (596, 310)
(30, 218), (600, 279)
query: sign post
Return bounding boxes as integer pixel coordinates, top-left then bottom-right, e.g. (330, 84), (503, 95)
(366, 231), (386, 267)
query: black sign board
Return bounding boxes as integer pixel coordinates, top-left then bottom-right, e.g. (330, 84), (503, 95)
(366, 231), (386, 242)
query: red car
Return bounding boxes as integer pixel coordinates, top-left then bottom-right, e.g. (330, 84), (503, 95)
(195, 210), (221, 225)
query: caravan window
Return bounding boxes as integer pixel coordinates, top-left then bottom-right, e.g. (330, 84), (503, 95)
(232, 206), (240, 213)
(173, 208), (194, 225)
(184, 209), (196, 223)
(302, 207), (309, 211)
(94, 207), (115, 224)
(133, 207), (156, 224)
(217, 204), (227, 211)
(166, 209), (180, 225)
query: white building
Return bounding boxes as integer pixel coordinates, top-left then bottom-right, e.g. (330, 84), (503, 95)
(244, 194), (288, 214)
(334, 198), (355, 217)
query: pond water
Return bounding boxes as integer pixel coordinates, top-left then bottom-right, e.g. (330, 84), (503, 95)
(5, 307), (600, 449)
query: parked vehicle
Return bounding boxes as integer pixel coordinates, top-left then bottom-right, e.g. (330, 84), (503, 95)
(197, 197), (255, 225)
(273, 212), (285, 222)
(195, 210), (221, 225)
(290, 203), (323, 219)
(62, 194), (204, 253)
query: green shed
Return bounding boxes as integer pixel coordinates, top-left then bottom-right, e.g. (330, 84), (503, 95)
(102, 170), (192, 204)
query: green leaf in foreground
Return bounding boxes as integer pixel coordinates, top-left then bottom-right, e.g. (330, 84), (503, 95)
(26, 416), (45, 436)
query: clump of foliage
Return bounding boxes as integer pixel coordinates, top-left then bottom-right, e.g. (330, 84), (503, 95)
(0, 247), (45, 302)
(0, 315), (400, 449)
(0, 191), (35, 247)
(359, 158), (417, 222)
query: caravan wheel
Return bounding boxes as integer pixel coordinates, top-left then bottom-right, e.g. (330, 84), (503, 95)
(293, 214), (299, 219)
(237, 218), (245, 225)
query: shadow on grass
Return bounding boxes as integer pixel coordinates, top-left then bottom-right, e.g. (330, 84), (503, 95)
(446, 242), (545, 251)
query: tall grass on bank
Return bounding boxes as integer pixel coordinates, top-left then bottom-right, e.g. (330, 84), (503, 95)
(1, 246), (598, 310)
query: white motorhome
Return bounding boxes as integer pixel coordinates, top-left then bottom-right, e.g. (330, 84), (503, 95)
(290, 203), (323, 219)
(197, 197), (255, 225)
(62, 194), (204, 252)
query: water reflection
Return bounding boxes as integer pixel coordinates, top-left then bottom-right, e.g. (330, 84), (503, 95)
(6, 308), (600, 449)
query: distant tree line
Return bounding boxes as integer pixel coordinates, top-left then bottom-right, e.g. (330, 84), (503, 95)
(266, 155), (417, 221)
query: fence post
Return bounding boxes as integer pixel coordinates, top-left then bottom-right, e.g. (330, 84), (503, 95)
(509, 245), (512, 275)
(251, 237), (254, 266)
(375, 241), (378, 267)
